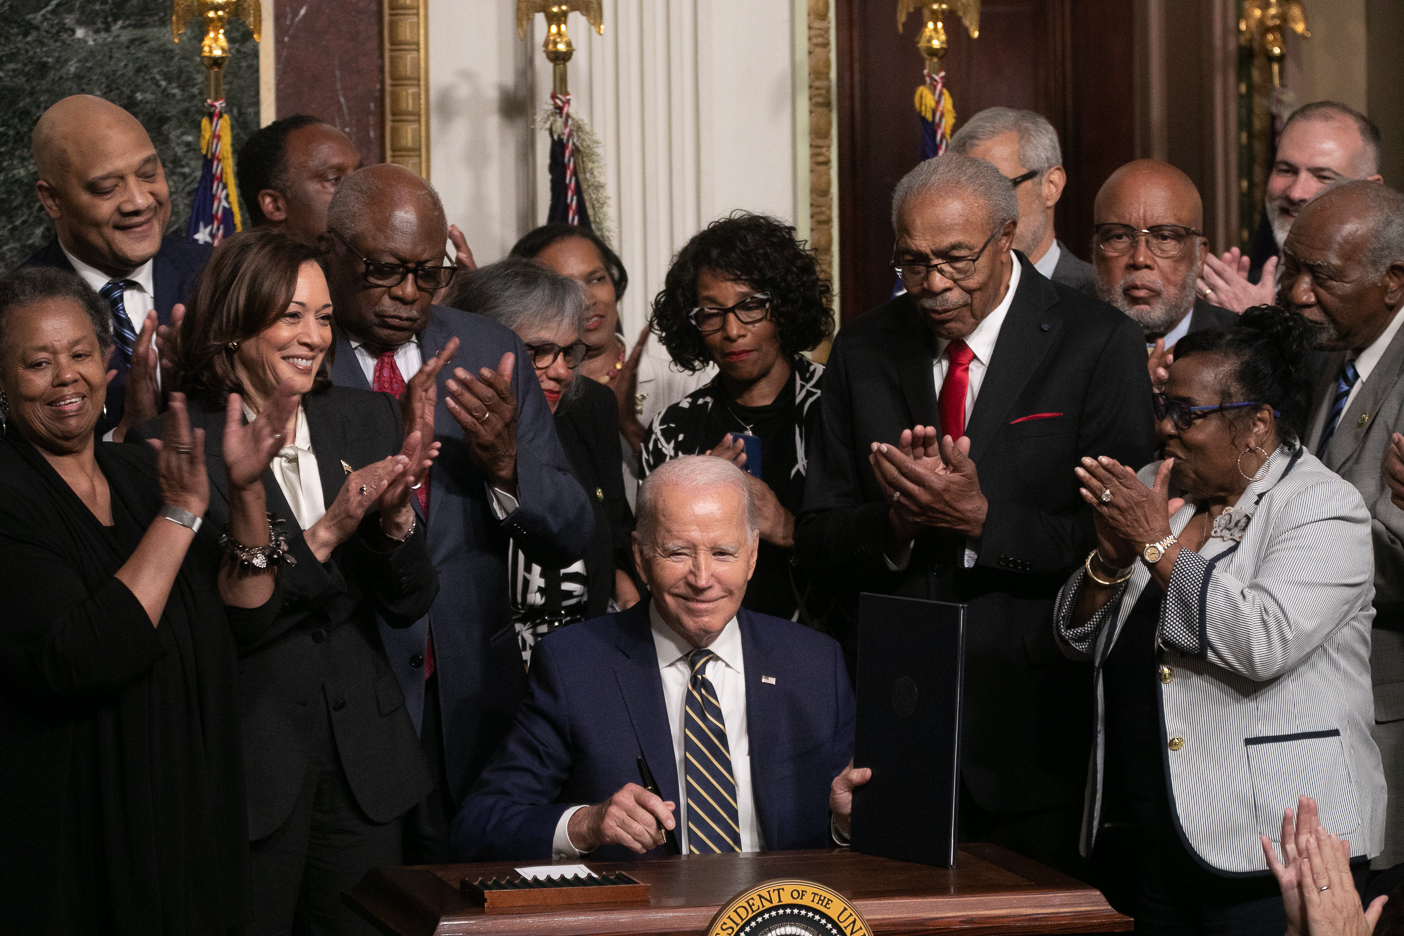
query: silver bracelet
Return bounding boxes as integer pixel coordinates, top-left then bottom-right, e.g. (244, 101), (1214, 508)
(220, 514), (296, 571)
(381, 514), (416, 544)
(159, 504), (203, 534)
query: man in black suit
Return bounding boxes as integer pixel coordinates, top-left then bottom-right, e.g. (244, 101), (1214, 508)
(1092, 160), (1238, 387)
(796, 152), (1155, 875)
(20, 94), (209, 438)
(951, 107), (1097, 295)
(319, 165), (594, 861)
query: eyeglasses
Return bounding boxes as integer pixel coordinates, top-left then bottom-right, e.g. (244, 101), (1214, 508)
(523, 340), (589, 370)
(1152, 391), (1281, 431)
(1007, 169), (1041, 188)
(892, 230), (1001, 286)
(330, 229), (457, 292)
(1094, 223), (1202, 260)
(688, 293), (773, 334)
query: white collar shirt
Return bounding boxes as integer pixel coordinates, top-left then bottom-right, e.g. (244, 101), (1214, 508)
(1345, 306), (1404, 413)
(243, 403), (326, 531)
(1156, 307), (1195, 352)
(350, 337), (423, 389)
(1032, 240), (1060, 280)
(61, 244), (157, 326)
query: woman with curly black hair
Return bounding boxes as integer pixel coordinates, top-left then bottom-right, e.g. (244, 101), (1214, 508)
(641, 212), (835, 621)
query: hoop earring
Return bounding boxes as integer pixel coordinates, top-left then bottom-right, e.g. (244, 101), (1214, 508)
(1237, 444), (1270, 483)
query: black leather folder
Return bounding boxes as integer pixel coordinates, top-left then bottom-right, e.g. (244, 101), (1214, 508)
(849, 592), (966, 868)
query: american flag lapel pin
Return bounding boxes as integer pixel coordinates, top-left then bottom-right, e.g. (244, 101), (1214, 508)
(761, 675), (777, 685)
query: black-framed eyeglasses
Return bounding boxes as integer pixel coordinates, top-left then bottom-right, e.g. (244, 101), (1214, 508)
(1007, 169), (1041, 188)
(330, 229), (457, 292)
(893, 229), (1000, 286)
(523, 340), (589, 370)
(1153, 390), (1281, 431)
(688, 293), (773, 334)
(1094, 223), (1202, 260)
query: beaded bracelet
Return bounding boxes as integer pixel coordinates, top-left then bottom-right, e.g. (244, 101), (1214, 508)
(220, 514), (297, 571)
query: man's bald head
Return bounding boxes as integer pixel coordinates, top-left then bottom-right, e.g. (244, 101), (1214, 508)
(321, 164), (451, 353)
(32, 95), (170, 277)
(1093, 160), (1208, 339)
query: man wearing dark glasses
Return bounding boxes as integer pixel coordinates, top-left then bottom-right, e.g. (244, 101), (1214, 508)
(321, 164), (593, 863)
(798, 152), (1154, 877)
(951, 107), (1096, 295)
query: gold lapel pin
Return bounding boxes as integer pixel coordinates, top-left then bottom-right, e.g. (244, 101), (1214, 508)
(1357, 414), (1370, 429)
(341, 460), (353, 475)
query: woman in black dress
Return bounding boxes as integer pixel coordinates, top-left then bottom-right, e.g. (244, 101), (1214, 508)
(156, 230), (441, 936)
(0, 267), (289, 934)
(642, 213), (834, 622)
(451, 258), (639, 664)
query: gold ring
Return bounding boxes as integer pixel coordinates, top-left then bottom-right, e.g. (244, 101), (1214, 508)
(476, 410), (491, 423)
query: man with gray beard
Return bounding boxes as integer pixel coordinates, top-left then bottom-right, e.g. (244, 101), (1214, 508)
(1092, 160), (1237, 387)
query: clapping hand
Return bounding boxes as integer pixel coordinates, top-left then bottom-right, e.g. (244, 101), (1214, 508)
(869, 432), (989, 539)
(303, 455), (410, 562)
(1262, 795), (1387, 936)
(376, 430), (442, 540)
(1197, 247), (1275, 313)
(614, 324), (653, 452)
(156, 393), (210, 520)
(444, 352), (519, 494)
(400, 336), (457, 443)
(111, 310), (160, 441)
(222, 378), (301, 492)
(1076, 456), (1184, 570)
(1148, 338), (1173, 391)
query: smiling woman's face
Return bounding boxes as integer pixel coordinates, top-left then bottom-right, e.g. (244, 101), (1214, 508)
(1, 297), (109, 455)
(233, 261), (333, 408)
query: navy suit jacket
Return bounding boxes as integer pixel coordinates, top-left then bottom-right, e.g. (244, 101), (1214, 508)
(20, 235), (210, 432)
(330, 305), (593, 805)
(450, 603), (856, 862)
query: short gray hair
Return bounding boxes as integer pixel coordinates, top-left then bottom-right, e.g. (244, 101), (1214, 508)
(636, 456), (758, 546)
(950, 107), (1063, 175)
(0, 267), (113, 360)
(1282, 101), (1381, 177)
(891, 152), (1019, 233)
(1331, 181), (1404, 279)
(449, 257), (586, 339)
(325, 164), (446, 238)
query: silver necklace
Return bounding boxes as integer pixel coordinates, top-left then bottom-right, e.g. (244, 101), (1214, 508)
(720, 398), (756, 435)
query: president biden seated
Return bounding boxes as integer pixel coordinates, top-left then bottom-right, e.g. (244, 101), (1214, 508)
(451, 455), (863, 861)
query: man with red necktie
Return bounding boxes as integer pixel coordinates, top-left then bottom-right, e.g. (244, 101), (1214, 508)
(797, 152), (1154, 877)
(323, 164), (593, 862)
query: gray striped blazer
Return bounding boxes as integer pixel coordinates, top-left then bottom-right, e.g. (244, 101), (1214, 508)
(1054, 445), (1386, 873)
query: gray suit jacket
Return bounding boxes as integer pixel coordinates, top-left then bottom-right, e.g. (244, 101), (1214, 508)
(1306, 317), (1404, 866)
(1050, 240), (1098, 295)
(1055, 447), (1386, 873)
(330, 306), (594, 806)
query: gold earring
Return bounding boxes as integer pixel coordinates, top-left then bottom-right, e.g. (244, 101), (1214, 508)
(227, 341), (239, 351)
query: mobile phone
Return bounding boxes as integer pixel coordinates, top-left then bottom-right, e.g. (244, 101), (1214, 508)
(729, 432), (762, 478)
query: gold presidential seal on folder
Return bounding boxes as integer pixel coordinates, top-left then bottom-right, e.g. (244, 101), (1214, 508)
(706, 879), (871, 936)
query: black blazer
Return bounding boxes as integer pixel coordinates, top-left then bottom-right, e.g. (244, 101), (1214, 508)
(1185, 297), (1239, 338)
(135, 385), (438, 840)
(554, 378), (636, 619)
(21, 235), (211, 432)
(796, 255), (1156, 816)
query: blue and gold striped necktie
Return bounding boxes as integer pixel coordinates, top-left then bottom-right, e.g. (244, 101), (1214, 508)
(683, 647), (741, 853)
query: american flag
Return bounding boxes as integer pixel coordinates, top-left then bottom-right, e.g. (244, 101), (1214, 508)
(187, 98), (242, 245)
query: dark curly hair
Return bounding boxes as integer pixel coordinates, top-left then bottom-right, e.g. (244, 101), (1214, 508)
(509, 223), (629, 304)
(1172, 305), (1316, 445)
(650, 212), (834, 373)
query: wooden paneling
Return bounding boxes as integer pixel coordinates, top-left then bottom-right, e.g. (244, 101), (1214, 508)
(835, 0), (1136, 319)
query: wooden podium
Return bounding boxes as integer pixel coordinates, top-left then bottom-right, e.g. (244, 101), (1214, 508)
(347, 844), (1131, 935)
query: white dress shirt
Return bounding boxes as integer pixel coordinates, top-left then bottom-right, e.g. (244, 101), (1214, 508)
(552, 605), (763, 858)
(243, 403), (327, 531)
(1032, 240), (1060, 280)
(1156, 307), (1194, 351)
(1344, 307), (1404, 412)
(61, 244), (157, 326)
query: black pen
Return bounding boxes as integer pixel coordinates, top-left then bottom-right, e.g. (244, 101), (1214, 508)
(636, 754), (680, 854)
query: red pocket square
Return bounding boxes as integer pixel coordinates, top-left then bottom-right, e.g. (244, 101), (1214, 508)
(1010, 412), (1064, 424)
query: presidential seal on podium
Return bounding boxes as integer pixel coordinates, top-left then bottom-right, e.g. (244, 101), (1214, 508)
(706, 879), (871, 936)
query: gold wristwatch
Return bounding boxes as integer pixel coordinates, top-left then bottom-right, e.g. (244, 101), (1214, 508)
(1143, 534), (1178, 564)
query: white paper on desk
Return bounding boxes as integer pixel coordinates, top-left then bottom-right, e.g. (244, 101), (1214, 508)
(513, 863), (593, 880)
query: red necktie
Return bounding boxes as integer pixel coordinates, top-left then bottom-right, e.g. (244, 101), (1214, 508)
(938, 339), (975, 440)
(372, 351), (435, 680)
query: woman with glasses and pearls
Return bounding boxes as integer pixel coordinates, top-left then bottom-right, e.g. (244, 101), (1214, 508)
(642, 213), (835, 622)
(148, 229), (442, 936)
(450, 259), (641, 663)
(1056, 306), (1385, 934)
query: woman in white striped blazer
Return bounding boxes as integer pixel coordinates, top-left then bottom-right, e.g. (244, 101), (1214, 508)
(1055, 307), (1386, 934)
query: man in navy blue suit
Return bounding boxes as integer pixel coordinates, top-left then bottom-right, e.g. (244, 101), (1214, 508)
(452, 456), (865, 862)
(321, 165), (594, 862)
(20, 95), (210, 439)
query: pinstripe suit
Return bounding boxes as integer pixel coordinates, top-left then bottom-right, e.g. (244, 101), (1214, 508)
(1306, 318), (1404, 868)
(1055, 446), (1386, 874)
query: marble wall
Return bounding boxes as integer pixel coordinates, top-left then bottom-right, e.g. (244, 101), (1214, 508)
(0, 0), (258, 272)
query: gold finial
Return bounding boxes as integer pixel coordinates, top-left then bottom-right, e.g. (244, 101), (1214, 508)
(1240, 1), (1309, 88)
(517, 1), (604, 96)
(173, 0), (261, 99)
(897, 1), (979, 69)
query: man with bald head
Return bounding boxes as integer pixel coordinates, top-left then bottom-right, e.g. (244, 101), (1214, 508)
(21, 94), (209, 438)
(798, 153), (1154, 874)
(1093, 159), (1237, 383)
(1202, 101), (1384, 313)
(1280, 180), (1404, 871)
(320, 164), (593, 861)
